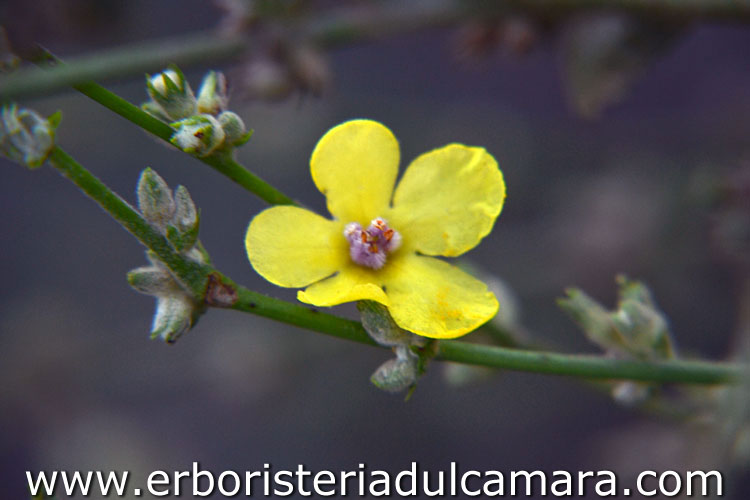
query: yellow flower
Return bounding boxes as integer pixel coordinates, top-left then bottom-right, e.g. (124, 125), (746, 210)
(245, 120), (506, 338)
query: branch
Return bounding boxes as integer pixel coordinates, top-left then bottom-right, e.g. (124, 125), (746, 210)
(46, 145), (746, 386)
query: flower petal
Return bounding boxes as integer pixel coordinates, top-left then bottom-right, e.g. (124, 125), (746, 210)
(389, 144), (505, 257)
(310, 119), (400, 223)
(381, 255), (498, 338)
(245, 206), (346, 287)
(297, 266), (389, 306)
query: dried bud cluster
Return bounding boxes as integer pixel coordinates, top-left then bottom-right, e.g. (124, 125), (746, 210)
(558, 275), (676, 405)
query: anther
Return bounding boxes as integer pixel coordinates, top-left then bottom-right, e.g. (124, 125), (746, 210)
(344, 217), (401, 269)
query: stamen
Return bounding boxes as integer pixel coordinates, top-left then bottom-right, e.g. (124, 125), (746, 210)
(344, 217), (401, 269)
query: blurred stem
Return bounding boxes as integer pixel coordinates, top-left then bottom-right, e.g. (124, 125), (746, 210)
(45, 145), (747, 386)
(60, 59), (296, 206)
(3, 0), (750, 100)
(0, 33), (246, 101)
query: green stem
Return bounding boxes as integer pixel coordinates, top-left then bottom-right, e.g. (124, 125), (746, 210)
(74, 75), (296, 206)
(46, 145), (746, 386)
(438, 342), (743, 385)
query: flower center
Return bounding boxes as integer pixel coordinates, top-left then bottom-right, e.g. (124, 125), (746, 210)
(344, 217), (402, 270)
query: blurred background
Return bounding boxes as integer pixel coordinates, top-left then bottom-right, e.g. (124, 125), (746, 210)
(2, 0), (749, 498)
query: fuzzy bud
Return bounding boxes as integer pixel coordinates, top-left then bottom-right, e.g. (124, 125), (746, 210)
(127, 266), (179, 296)
(0, 104), (59, 168)
(557, 288), (624, 353)
(151, 294), (199, 343)
(371, 345), (419, 393)
(137, 168), (175, 232)
(166, 185), (200, 252)
(170, 114), (226, 157)
(358, 300), (421, 347)
(197, 71), (229, 115)
(217, 111), (252, 147)
(145, 66), (197, 121)
(128, 251), (205, 343)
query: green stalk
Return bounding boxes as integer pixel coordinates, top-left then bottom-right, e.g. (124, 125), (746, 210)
(438, 342), (743, 385)
(47, 145), (746, 385)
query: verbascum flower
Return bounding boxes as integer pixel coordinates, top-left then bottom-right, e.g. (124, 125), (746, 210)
(245, 120), (506, 339)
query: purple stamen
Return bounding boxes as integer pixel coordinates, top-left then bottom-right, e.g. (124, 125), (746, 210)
(344, 218), (401, 269)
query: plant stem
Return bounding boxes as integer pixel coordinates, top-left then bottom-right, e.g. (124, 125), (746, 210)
(46, 144), (746, 386)
(74, 77), (296, 206)
(437, 342), (743, 385)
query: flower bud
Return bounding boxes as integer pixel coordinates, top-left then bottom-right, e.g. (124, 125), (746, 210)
(145, 66), (197, 121)
(358, 300), (421, 347)
(217, 110), (252, 147)
(197, 71), (229, 115)
(137, 167), (175, 232)
(0, 104), (59, 168)
(151, 294), (198, 343)
(166, 185), (200, 252)
(370, 346), (419, 393)
(170, 114), (226, 157)
(612, 300), (672, 360)
(612, 276), (674, 360)
(557, 287), (623, 352)
(127, 265), (178, 296)
(128, 251), (205, 343)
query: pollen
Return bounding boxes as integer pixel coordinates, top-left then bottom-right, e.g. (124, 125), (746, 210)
(344, 218), (402, 269)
